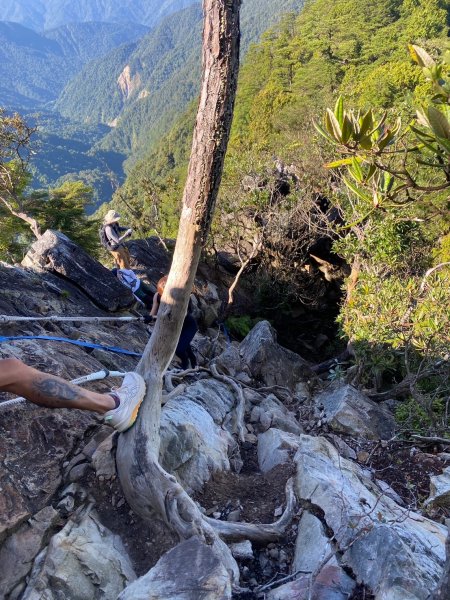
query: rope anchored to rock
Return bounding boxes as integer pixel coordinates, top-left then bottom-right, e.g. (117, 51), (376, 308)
(0, 315), (143, 323)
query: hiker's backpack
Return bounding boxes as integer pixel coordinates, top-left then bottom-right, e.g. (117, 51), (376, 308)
(99, 225), (110, 249)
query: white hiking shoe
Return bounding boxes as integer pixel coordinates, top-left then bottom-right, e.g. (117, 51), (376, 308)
(104, 372), (145, 432)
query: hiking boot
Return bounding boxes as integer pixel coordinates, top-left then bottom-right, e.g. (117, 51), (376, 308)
(104, 372), (145, 432)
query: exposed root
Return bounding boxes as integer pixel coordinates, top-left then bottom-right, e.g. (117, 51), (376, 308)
(161, 384), (187, 405)
(210, 364), (246, 442)
(205, 478), (298, 542)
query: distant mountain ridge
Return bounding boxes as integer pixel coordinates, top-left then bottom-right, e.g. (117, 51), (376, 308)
(56, 0), (305, 166)
(0, 20), (148, 108)
(0, 0), (198, 30)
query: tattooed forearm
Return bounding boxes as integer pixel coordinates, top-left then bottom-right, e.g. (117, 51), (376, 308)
(32, 378), (82, 407)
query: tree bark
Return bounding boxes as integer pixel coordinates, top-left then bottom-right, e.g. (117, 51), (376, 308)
(116, 0), (243, 551)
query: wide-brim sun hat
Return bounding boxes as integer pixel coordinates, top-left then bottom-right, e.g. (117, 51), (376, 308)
(104, 210), (121, 224)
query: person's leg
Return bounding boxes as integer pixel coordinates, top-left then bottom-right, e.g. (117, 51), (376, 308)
(0, 359), (146, 432)
(187, 345), (197, 368)
(0, 358), (115, 412)
(175, 315), (198, 369)
(175, 350), (190, 370)
(118, 246), (131, 269)
(109, 249), (120, 268)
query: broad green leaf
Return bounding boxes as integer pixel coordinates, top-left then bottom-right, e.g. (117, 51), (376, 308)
(359, 136), (373, 150)
(341, 115), (353, 144)
(427, 106), (450, 139)
(349, 157), (364, 182)
(313, 120), (335, 143)
(359, 110), (374, 137)
(324, 157), (354, 168)
(409, 44), (435, 68)
(326, 108), (342, 142)
(334, 96), (344, 128)
(343, 176), (372, 203)
(366, 164), (377, 181)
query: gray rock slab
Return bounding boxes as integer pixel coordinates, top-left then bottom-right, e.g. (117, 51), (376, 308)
(0, 402), (93, 541)
(294, 435), (446, 599)
(266, 565), (355, 600)
(22, 510), (135, 600)
(293, 511), (338, 573)
(239, 321), (311, 392)
(426, 466), (450, 508)
(0, 506), (59, 598)
(160, 380), (235, 492)
(91, 433), (116, 479)
(258, 428), (300, 473)
(22, 229), (134, 311)
(315, 384), (396, 440)
(117, 537), (231, 600)
(259, 394), (303, 435)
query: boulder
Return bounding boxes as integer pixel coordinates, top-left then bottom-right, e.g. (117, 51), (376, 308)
(22, 230), (134, 311)
(126, 237), (171, 283)
(315, 384), (396, 440)
(117, 537), (231, 600)
(197, 281), (222, 327)
(239, 321), (311, 393)
(266, 566), (355, 600)
(0, 402), (94, 541)
(160, 379), (236, 492)
(22, 511), (135, 600)
(0, 506), (59, 598)
(258, 394), (303, 435)
(294, 435), (447, 599)
(258, 428), (301, 473)
(91, 433), (116, 479)
(426, 466), (450, 508)
(294, 511), (337, 572)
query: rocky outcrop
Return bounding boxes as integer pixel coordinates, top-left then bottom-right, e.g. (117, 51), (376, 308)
(257, 428), (300, 473)
(0, 506), (60, 599)
(0, 403), (94, 541)
(22, 510), (136, 599)
(294, 435), (446, 599)
(239, 321), (312, 393)
(117, 65), (142, 100)
(160, 379), (236, 492)
(22, 230), (134, 311)
(1, 235), (448, 599)
(426, 466), (450, 508)
(315, 383), (396, 440)
(117, 537), (231, 600)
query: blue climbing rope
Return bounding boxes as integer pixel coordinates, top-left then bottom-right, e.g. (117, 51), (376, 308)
(0, 335), (142, 357)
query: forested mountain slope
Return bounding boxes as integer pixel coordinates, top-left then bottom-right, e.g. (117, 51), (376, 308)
(125, 0), (448, 201)
(111, 0), (449, 382)
(55, 0), (305, 166)
(0, 0), (198, 30)
(0, 20), (148, 108)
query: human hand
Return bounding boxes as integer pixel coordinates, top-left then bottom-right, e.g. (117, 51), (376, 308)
(126, 228), (133, 236)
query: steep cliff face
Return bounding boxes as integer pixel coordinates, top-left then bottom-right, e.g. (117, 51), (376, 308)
(117, 65), (142, 101)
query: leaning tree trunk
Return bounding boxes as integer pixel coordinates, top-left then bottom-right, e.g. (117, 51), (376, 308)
(116, 2), (296, 576)
(116, 0), (242, 564)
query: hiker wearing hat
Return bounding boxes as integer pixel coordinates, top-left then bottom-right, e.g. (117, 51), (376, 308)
(101, 210), (133, 269)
